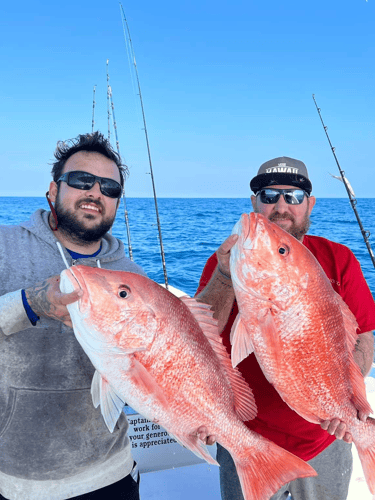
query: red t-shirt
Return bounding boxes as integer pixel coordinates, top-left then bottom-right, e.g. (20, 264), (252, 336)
(196, 234), (375, 460)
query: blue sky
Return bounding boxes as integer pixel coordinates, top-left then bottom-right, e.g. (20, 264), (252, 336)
(1, 0), (374, 197)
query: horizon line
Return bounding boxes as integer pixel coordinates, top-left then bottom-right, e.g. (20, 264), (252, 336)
(1, 195), (375, 200)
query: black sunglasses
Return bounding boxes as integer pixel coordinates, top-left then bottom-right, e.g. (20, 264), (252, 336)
(258, 188), (308, 205)
(57, 171), (122, 199)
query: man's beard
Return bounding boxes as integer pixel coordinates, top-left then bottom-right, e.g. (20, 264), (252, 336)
(255, 205), (311, 240)
(54, 194), (115, 246)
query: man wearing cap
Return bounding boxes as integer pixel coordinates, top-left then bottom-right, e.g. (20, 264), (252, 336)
(196, 157), (375, 500)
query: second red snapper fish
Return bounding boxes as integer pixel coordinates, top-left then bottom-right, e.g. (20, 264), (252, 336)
(60, 265), (316, 500)
(229, 212), (375, 494)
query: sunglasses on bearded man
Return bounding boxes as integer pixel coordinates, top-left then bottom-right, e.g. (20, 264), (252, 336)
(257, 188), (309, 205)
(57, 171), (123, 199)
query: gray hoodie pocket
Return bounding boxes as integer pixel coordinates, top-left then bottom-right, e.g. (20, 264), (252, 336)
(0, 386), (126, 481)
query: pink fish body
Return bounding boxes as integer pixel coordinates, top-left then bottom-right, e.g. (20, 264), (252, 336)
(230, 212), (375, 493)
(60, 266), (316, 500)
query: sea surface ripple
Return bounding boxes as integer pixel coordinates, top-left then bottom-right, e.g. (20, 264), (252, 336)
(1, 197), (374, 297)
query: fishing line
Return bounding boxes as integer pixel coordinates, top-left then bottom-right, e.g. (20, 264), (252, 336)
(121, 15), (140, 129)
(106, 59), (134, 261)
(106, 60), (112, 143)
(312, 94), (375, 269)
(92, 85), (96, 133)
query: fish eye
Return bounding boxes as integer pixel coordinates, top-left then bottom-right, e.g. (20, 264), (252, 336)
(278, 246), (289, 255)
(118, 286), (130, 299)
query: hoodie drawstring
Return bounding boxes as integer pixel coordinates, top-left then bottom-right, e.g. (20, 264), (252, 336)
(56, 241), (102, 269)
(56, 241), (70, 270)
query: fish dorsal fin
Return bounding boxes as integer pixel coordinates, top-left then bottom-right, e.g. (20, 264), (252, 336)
(335, 292), (373, 416)
(91, 370), (126, 433)
(181, 297), (257, 421)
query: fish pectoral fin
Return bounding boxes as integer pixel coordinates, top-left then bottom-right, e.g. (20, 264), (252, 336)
(230, 315), (254, 368)
(129, 358), (169, 409)
(171, 432), (218, 466)
(91, 370), (126, 433)
(258, 308), (283, 369)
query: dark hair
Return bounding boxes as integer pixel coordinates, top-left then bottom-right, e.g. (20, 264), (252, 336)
(51, 131), (128, 188)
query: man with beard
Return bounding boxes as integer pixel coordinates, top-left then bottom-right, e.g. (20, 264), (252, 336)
(0, 132), (145, 500)
(196, 157), (375, 500)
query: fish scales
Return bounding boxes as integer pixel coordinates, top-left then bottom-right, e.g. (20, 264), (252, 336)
(133, 298), (229, 420)
(230, 212), (375, 494)
(60, 265), (316, 500)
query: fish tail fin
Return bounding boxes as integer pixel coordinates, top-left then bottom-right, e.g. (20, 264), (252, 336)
(231, 438), (317, 500)
(354, 416), (375, 494)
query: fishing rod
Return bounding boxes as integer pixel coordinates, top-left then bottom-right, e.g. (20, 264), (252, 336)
(119, 3), (169, 289)
(92, 85), (96, 133)
(312, 94), (375, 269)
(106, 60), (111, 142)
(106, 59), (134, 261)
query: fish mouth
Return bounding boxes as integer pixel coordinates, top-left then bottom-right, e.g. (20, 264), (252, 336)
(60, 268), (79, 294)
(231, 213), (252, 248)
(248, 212), (257, 243)
(242, 212), (263, 250)
(237, 212), (271, 250)
(68, 266), (88, 298)
(60, 266), (87, 310)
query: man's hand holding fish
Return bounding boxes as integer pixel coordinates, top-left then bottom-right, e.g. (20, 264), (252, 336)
(25, 275), (82, 328)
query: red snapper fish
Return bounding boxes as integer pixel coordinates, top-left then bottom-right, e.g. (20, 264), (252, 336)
(230, 212), (375, 493)
(60, 265), (316, 500)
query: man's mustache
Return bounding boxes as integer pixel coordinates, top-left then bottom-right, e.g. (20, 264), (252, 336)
(269, 212), (294, 222)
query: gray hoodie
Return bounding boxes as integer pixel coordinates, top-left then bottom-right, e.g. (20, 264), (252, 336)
(0, 209), (146, 500)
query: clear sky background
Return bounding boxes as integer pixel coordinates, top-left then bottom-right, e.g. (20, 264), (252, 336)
(1, 0), (374, 198)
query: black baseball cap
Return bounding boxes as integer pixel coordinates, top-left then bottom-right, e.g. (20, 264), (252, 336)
(250, 156), (312, 195)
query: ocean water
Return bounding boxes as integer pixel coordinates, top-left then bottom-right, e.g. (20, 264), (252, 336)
(2, 196), (374, 296)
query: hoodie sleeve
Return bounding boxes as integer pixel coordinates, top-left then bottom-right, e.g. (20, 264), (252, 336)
(0, 289), (33, 335)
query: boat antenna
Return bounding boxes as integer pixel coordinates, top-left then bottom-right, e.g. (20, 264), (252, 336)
(119, 3), (169, 289)
(107, 59), (134, 261)
(312, 94), (375, 269)
(106, 60), (111, 142)
(92, 85), (96, 133)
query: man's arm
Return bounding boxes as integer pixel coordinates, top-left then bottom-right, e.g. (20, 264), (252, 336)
(195, 234), (238, 332)
(0, 290), (32, 336)
(354, 331), (374, 377)
(0, 276), (81, 335)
